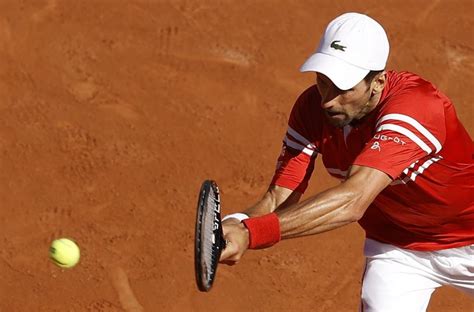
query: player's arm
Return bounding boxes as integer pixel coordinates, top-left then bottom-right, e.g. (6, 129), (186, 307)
(221, 86), (319, 260)
(223, 86), (319, 224)
(220, 165), (391, 263)
(277, 165), (391, 237)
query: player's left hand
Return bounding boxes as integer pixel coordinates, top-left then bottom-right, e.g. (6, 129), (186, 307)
(219, 222), (249, 265)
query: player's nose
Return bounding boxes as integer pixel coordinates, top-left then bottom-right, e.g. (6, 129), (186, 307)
(320, 96), (340, 110)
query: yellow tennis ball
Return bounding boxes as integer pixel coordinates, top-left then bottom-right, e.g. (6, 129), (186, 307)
(49, 238), (80, 268)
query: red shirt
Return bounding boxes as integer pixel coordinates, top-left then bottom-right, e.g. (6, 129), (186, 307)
(271, 71), (474, 251)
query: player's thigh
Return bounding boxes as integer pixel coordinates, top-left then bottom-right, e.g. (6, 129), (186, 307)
(434, 243), (474, 296)
(361, 257), (442, 312)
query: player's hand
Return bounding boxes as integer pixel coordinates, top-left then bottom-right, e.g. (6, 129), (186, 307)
(222, 218), (242, 226)
(219, 222), (249, 265)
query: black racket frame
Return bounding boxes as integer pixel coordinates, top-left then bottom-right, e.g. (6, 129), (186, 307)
(194, 180), (226, 292)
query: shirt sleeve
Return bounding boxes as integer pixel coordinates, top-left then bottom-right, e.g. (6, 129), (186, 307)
(270, 87), (321, 193)
(353, 83), (447, 179)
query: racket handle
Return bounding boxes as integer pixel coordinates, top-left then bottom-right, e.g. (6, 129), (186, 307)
(220, 237), (227, 250)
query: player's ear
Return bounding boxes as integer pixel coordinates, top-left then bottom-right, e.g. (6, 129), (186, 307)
(371, 71), (386, 94)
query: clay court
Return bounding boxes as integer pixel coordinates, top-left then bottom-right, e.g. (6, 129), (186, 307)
(0, 0), (472, 311)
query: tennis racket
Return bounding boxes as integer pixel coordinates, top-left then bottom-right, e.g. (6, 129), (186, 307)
(194, 180), (227, 292)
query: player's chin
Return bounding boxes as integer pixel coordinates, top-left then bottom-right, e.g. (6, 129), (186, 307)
(325, 113), (350, 127)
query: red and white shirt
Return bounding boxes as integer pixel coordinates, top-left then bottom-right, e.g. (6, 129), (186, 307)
(271, 71), (474, 251)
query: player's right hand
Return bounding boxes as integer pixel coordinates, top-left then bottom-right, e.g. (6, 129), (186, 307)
(219, 222), (249, 265)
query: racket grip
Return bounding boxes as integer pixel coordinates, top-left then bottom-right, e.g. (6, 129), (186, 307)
(220, 237), (227, 250)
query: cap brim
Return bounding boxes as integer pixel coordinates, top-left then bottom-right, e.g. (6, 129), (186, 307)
(300, 53), (369, 90)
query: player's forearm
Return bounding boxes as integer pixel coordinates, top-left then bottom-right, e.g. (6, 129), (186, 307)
(276, 166), (391, 239)
(276, 184), (364, 238)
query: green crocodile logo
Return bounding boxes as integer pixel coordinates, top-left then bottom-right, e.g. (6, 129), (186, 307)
(330, 40), (346, 52)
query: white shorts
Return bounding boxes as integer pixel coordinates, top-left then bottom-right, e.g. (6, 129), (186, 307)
(360, 238), (474, 312)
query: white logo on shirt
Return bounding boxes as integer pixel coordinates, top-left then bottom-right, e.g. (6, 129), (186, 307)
(373, 134), (407, 145)
(370, 141), (381, 151)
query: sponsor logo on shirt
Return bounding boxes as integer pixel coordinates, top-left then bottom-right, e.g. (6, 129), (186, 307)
(373, 134), (407, 145)
(370, 141), (381, 151)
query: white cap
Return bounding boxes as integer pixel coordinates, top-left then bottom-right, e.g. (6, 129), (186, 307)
(300, 12), (389, 90)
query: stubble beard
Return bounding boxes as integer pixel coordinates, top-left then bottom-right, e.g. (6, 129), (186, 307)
(325, 112), (352, 128)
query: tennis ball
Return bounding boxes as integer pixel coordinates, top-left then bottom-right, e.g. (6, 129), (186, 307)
(49, 238), (80, 268)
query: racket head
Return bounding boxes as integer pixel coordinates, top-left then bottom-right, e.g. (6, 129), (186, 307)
(194, 180), (226, 292)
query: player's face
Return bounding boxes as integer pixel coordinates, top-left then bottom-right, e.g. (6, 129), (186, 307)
(316, 73), (383, 127)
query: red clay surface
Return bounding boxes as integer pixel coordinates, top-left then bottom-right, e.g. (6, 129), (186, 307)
(0, 1), (472, 311)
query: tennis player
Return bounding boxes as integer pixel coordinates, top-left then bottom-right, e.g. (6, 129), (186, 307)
(219, 12), (474, 312)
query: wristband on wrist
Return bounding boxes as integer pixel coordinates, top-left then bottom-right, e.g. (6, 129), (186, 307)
(222, 212), (249, 222)
(242, 213), (281, 249)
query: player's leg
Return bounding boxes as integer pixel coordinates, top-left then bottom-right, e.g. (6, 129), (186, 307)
(431, 243), (474, 297)
(360, 239), (443, 312)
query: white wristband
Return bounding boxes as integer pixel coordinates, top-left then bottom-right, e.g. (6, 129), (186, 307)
(222, 213), (249, 222)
